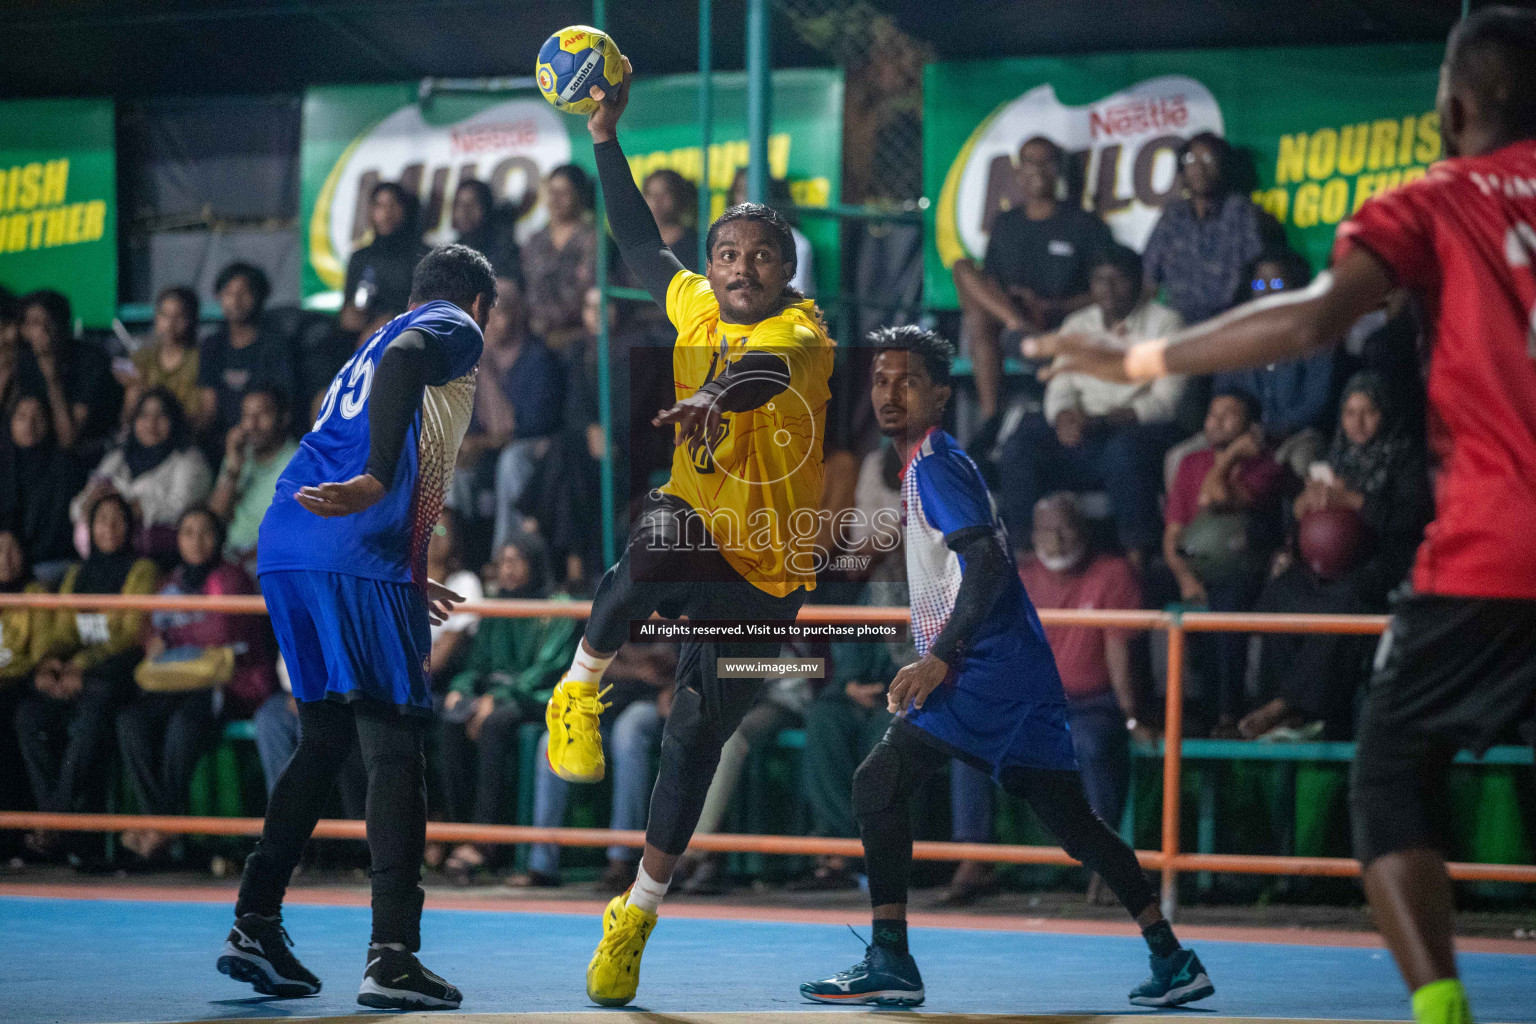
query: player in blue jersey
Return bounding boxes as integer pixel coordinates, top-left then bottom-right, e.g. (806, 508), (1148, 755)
(800, 326), (1213, 1009)
(215, 244), (495, 1012)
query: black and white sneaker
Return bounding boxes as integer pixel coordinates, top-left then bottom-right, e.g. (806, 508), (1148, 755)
(217, 913), (322, 997)
(357, 947), (463, 1010)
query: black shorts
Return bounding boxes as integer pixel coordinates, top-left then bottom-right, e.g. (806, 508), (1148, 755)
(1350, 593), (1536, 865)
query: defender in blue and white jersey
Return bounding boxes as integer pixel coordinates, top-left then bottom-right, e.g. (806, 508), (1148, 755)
(217, 245), (494, 1013)
(801, 326), (1213, 1011)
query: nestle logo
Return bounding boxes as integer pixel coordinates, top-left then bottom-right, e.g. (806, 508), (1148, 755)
(1088, 95), (1188, 140)
(450, 121), (539, 154)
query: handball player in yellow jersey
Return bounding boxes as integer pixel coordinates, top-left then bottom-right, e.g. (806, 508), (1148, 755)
(542, 57), (836, 1006)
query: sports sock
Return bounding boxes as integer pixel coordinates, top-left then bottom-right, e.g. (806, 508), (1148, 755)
(872, 918), (909, 955)
(1412, 978), (1471, 1024)
(627, 862), (669, 914)
(567, 646), (615, 685)
(370, 942), (408, 952)
(1142, 919), (1181, 958)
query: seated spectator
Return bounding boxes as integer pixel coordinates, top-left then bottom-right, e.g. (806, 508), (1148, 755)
(0, 531), (46, 832)
(437, 533), (577, 881)
(450, 271), (564, 553)
(120, 286), (208, 432)
(1239, 372), (1431, 740)
(1019, 493), (1150, 900)
(795, 611), (899, 890)
(14, 494), (157, 858)
(339, 182), (428, 336)
(197, 262), (297, 443)
(518, 286), (611, 587)
(0, 288), (19, 413)
(426, 509), (482, 683)
(0, 530), (48, 690)
(730, 168), (813, 296)
(71, 388), (212, 566)
(207, 387), (298, 567)
(16, 289), (122, 453)
(1142, 133), (1269, 328)
(1161, 390), (1285, 735)
(452, 177), (518, 272)
(518, 644), (676, 891)
(951, 136), (1112, 419)
(674, 667), (814, 895)
(644, 169), (700, 272)
(116, 507), (275, 861)
(999, 245), (1187, 558)
(1213, 251), (1337, 475)
(523, 165), (598, 350)
(1, 395), (86, 583)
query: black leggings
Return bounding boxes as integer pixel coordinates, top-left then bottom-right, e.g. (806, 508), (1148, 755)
(585, 491), (803, 856)
(854, 718), (1157, 918)
(237, 698), (428, 949)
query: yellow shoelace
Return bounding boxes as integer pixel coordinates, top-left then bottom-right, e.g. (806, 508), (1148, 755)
(565, 684), (613, 738)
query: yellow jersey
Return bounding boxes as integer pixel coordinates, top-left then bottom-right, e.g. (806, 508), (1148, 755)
(659, 270), (835, 597)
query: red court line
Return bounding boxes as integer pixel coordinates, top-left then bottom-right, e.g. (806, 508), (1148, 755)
(4, 881), (1533, 956)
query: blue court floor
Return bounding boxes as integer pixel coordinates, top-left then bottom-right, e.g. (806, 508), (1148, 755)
(3, 896), (1534, 1024)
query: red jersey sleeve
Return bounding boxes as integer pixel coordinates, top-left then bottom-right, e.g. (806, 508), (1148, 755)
(1332, 178), (1438, 292)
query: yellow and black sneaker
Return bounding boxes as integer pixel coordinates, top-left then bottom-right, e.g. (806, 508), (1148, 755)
(586, 891), (657, 1007)
(546, 678), (611, 782)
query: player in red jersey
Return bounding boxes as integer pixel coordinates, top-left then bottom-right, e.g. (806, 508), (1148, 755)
(1028, 10), (1536, 1024)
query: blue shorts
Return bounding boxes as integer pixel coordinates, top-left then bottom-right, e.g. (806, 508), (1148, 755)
(905, 682), (1078, 780)
(260, 570), (432, 715)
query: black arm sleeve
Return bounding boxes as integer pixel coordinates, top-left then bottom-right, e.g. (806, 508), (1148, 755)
(695, 351), (791, 412)
(928, 526), (1009, 666)
(364, 328), (442, 486)
(594, 137), (686, 307)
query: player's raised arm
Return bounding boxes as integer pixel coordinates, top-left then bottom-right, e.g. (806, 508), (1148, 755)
(1026, 246), (1395, 384)
(295, 327), (441, 518)
(586, 57), (686, 308)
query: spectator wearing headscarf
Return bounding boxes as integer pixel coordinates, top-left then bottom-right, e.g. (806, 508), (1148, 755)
(435, 532), (578, 881)
(116, 507), (275, 861)
(0, 394), (86, 583)
(15, 493), (158, 858)
(1240, 372), (1432, 740)
(452, 177), (519, 274)
(71, 387), (212, 566)
(339, 182), (428, 336)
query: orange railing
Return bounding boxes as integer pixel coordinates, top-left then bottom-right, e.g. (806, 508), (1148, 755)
(1, 592), (1529, 919)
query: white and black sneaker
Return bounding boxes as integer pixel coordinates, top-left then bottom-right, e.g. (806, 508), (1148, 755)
(357, 946), (463, 1010)
(217, 913), (322, 997)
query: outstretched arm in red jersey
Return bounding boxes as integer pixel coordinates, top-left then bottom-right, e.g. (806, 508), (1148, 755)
(1025, 247), (1395, 383)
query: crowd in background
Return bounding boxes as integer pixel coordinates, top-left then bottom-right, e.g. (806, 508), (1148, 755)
(0, 137), (1432, 899)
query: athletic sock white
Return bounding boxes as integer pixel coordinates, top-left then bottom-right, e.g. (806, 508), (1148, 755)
(626, 862), (669, 914)
(566, 646), (615, 685)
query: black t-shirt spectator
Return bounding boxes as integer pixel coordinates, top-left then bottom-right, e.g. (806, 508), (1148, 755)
(343, 236), (428, 323)
(197, 325), (298, 437)
(18, 340), (122, 447)
(983, 205), (1114, 303)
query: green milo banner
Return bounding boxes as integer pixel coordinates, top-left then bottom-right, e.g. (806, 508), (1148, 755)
(925, 44), (1443, 309)
(301, 69), (842, 308)
(0, 98), (117, 327)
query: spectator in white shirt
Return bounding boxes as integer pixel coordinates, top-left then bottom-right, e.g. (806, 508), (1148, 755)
(426, 509), (482, 683)
(998, 245), (1187, 561)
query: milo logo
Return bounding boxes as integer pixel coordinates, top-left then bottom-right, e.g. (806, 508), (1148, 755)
(308, 97), (572, 293)
(935, 76), (1223, 265)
